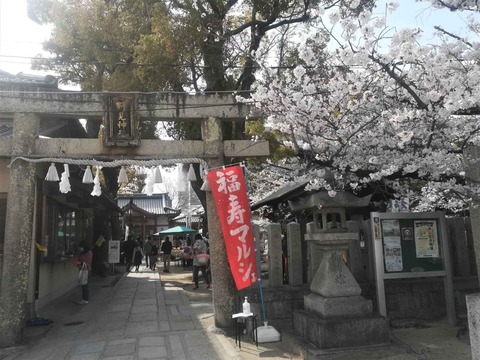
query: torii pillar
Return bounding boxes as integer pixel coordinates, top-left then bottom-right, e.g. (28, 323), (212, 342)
(0, 113), (39, 347)
(202, 116), (237, 328)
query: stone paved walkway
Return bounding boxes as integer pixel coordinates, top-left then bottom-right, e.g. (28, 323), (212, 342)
(1, 268), (238, 360)
(0, 264), (473, 360)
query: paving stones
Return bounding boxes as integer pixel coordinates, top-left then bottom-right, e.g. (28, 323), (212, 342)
(13, 267), (247, 360)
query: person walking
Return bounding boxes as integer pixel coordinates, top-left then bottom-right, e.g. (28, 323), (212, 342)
(192, 234), (210, 290)
(143, 236), (152, 269)
(74, 241), (93, 305)
(150, 242), (159, 271)
(161, 236), (173, 273)
(123, 235), (135, 272)
(132, 241), (144, 272)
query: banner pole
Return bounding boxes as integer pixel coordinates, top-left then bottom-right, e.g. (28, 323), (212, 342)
(241, 166), (267, 322)
(243, 165), (281, 342)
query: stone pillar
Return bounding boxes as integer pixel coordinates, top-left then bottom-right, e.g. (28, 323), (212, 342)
(306, 222), (320, 283)
(252, 223), (261, 256)
(464, 146), (480, 357)
(0, 113), (39, 347)
(252, 223), (261, 276)
(363, 219), (376, 282)
(448, 217), (470, 277)
(287, 222), (303, 286)
(464, 146), (480, 283)
(202, 116), (236, 328)
(267, 223), (283, 287)
(346, 220), (365, 281)
(467, 293), (480, 359)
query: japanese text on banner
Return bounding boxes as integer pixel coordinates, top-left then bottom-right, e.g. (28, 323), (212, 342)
(207, 165), (258, 290)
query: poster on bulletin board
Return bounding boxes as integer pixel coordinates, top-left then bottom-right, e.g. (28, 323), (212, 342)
(414, 220), (439, 258)
(381, 219), (403, 272)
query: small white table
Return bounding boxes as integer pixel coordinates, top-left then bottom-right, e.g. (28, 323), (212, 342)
(232, 312), (258, 349)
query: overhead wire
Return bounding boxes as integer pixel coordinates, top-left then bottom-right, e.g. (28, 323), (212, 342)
(0, 54), (310, 70)
(0, 54), (267, 69)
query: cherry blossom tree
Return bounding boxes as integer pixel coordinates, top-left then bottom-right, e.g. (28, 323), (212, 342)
(248, 1), (480, 213)
(425, 0), (480, 11)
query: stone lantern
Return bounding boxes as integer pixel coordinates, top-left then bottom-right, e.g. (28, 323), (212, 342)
(289, 191), (389, 349)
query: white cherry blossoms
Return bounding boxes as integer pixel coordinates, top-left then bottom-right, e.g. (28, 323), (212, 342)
(250, 3), (480, 212)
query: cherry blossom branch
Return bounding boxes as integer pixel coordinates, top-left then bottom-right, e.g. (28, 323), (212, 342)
(434, 26), (473, 47)
(368, 54), (429, 111)
(431, 0), (479, 12)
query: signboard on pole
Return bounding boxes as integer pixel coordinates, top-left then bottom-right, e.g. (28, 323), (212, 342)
(108, 240), (121, 264)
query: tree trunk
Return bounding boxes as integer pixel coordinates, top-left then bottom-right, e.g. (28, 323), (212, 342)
(190, 164), (208, 236)
(202, 35), (227, 92)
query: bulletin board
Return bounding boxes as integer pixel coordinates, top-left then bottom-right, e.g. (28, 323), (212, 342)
(378, 218), (444, 274)
(371, 212), (455, 325)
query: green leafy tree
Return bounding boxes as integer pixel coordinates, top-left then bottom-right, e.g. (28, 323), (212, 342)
(26, 0), (376, 223)
(27, 0), (376, 92)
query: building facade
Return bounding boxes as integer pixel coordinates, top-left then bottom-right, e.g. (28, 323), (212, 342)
(117, 193), (181, 239)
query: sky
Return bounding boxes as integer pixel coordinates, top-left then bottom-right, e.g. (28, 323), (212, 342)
(374, 0), (473, 39)
(0, 0), (51, 75)
(0, 0), (476, 77)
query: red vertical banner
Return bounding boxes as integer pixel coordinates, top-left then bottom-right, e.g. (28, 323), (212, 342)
(207, 165), (258, 290)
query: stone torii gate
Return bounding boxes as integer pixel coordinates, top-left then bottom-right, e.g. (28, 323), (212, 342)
(0, 91), (269, 347)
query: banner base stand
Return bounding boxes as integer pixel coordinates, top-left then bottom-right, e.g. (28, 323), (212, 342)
(256, 322), (281, 343)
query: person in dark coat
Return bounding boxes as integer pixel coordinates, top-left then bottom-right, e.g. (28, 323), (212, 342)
(132, 241), (144, 272)
(161, 236), (173, 273)
(143, 236), (153, 268)
(123, 235), (135, 272)
(150, 242), (159, 271)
